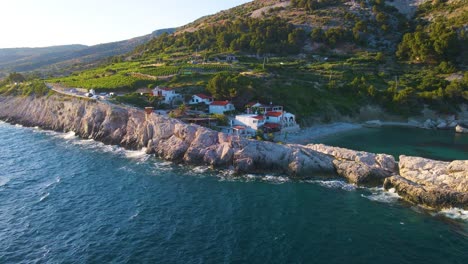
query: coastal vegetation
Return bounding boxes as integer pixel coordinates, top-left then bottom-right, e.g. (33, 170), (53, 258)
(1, 0), (466, 123)
(0, 72), (50, 97)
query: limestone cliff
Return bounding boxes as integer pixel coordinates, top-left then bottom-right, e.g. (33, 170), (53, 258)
(0, 95), (335, 176)
(0, 95), (466, 209)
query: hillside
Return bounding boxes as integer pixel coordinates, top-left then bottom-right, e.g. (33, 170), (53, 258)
(3, 0), (466, 124)
(0, 28), (175, 78)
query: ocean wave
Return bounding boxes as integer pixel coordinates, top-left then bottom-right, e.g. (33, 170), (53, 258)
(438, 208), (468, 222)
(191, 166), (211, 174)
(39, 192), (50, 202)
(218, 172), (290, 184)
(124, 148), (149, 162)
(0, 176), (10, 187)
(129, 210), (140, 220)
(60, 131), (77, 140)
(362, 187), (401, 203)
(306, 180), (356, 191)
(153, 161), (173, 172)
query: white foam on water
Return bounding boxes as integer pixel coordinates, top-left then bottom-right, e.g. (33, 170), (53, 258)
(261, 175), (290, 184)
(362, 187), (401, 203)
(60, 131), (77, 140)
(220, 173), (290, 184)
(15, 124), (23, 127)
(307, 180), (357, 191)
(124, 148), (149, 162)
(191, 166), (211, 174)
(0, 176), (10, 187)
(153, 161), (173, 171)
(39, 192), (50, 202)
(439, 208), (468, 222)
(129, 210), (140, 220)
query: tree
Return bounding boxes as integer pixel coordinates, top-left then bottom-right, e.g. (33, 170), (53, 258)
(7, 72), (26, 83)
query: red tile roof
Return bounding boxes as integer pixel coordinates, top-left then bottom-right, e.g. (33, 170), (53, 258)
(263, 123), (281, 129)
(253, 115), (264, 120)
(156, 87), (172, 91)
(246, 102), (263, 107)
(195, 93), (212, 99)
(210, 100), (230, 106)
(266, 111), (282, 117)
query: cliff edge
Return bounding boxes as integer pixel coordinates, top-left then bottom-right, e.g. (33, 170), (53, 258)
(0, 95), (466, 209)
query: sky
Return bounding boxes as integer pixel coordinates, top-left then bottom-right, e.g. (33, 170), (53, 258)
(0, 0), (252, 49)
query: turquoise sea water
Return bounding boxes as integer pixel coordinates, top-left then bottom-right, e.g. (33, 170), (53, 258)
(0, 122), (467, 263)
(316, 126), (468, 161)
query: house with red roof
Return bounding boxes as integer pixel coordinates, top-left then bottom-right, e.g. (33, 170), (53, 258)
(233, 114), (265, 135)
(209, 100), (235, 114)
(189, 93), (213, 105)
(237, 102), (299, 134)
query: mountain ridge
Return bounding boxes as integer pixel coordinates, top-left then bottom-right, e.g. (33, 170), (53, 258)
(0, 28), (175, 77)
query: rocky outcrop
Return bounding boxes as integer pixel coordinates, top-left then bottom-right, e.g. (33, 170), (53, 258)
(306, 144), (397, 184)
(1, 95), (466, 209)
(384, 156), (468, 209)
(0, 95), (334, 176)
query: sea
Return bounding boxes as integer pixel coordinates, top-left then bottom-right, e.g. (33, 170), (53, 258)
(0, 121), (467, 263)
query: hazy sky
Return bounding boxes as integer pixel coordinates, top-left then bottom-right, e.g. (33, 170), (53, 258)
(0, 0), (251, 48)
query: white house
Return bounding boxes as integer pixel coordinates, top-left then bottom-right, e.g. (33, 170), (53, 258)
(264, 111), (299, 132)
(153, 86), (182, 104)
(209, 101), (235, 114)
(189, 93), (213, 105)
(233, 114), (265, 134)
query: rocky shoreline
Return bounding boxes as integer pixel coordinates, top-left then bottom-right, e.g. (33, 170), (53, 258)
(0, 95), (466, 210)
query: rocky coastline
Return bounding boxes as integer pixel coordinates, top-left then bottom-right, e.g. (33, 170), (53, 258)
(0, 95), (466, 210)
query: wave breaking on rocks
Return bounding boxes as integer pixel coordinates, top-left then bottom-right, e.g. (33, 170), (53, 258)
(0, 95), (466, 210)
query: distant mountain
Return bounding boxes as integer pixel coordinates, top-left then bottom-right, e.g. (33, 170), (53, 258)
(0, 28), (175, 77)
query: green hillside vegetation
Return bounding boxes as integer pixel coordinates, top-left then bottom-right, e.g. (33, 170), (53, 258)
(0, 73), (51, 97)
(29, 0), (467, 123)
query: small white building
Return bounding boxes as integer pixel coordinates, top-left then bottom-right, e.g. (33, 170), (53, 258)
(265, 111), (283, 123)
(264, 111), (299, 132)
(209, 101), (235, 114)
(233, 114), (265, 134)
(153, 86), (182, 104)
(190, 94), (213, 105)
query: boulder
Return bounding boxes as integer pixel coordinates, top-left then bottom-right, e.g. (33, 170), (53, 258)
(423, 119), (436, 129)
(384, 156), (468, 209)
(307, 144), (397, 185)
(447, 121), (458, 128)
(333, 160), (391, 185)
(384, 175), (468, 209)
(436, 121), (447, 129)
(455, 124), (468, 133)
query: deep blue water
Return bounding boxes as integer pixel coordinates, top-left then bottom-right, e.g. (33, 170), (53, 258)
(0, 121), (467, 264)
